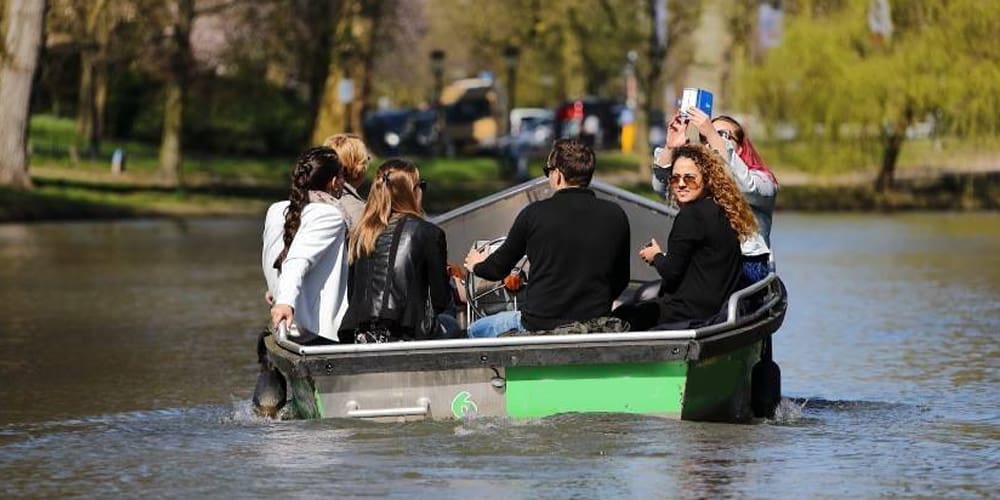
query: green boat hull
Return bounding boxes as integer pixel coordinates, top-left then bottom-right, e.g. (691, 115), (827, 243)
(264, 271), (784, 423)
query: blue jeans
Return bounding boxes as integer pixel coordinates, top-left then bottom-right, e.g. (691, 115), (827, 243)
(468, 310), (526, 338)
(742, 260), (770, 286)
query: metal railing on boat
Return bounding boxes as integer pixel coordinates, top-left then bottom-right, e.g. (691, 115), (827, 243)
(274, 273), (784, 356)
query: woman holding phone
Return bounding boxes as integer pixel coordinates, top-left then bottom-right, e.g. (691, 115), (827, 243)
(653, 108), (777, 285)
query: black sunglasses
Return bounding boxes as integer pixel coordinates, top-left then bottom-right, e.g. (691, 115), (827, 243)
(416, 180), (428, 192)
(543, 163), (557, 177)
(699, 129), (734, 144)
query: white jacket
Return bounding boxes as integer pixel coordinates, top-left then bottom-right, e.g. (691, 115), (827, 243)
(271, 203), (350, 341)
(262, 200), (289, 297)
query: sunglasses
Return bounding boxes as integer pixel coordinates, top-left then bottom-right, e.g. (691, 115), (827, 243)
(699, 129), (734, 144)
(543, 163), (557, 177)
(668, 173), (701, 187)
(415, 180), (428, 192)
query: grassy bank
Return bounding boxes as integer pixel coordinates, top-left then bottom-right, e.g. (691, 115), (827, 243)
(5, 114), (1000, 222)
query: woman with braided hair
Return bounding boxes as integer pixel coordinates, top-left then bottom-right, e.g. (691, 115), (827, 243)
(340, 159), (459, 343)
(615, 144), (757, 331)
(265, 146), (350, 345)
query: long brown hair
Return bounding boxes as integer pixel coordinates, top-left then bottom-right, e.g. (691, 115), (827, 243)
(348, 159), (424, 263)
(274, 146), (343, 269)
(670, 144), (758, 241)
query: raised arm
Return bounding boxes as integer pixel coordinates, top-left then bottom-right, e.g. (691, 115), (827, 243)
(651, 113), (688, 199)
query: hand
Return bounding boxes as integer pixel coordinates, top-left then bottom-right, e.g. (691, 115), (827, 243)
(686, 107), (714, 137)
(270, 304), (294, 330)
(665, 113), (687, 149)
(264, 290), (275, 306)
(464, 247), (487, 273)
(638, 238), (662, 265)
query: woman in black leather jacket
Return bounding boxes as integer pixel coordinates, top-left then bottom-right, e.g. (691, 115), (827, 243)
(341, 159), (459, 342)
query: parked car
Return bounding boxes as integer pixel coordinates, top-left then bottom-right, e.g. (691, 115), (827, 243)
(554, 98), (623, 150)
(362, 108), (441, 157)
(440, 78), (501, 154)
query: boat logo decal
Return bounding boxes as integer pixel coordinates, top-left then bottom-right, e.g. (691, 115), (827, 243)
(451, 391), (479, 418)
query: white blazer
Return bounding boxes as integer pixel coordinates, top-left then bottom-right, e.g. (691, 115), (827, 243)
(272, 203), (350, 342)
(262, 200), (289, 297)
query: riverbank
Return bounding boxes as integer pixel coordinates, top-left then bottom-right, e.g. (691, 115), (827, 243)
(4, 113), (999, 222)
(5, 160), (1000, 223)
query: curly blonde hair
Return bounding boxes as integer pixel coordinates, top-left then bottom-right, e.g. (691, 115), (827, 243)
(670, 144), (758, 241)
(323, 133), (369, 186)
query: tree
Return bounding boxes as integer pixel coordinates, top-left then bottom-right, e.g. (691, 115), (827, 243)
(73, 0), (113, 157)
(0, 0), (47, 190)
(310, 0), (417, 144)
(741, 0), (1000, 193)
(155, 0), (193, 186)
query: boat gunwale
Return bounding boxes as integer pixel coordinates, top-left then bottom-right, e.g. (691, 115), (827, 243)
(273, 274), (782, 357)
(264, 277), (786, 377)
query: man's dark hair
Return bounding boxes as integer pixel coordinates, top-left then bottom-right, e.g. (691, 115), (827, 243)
(546, 138), (596, 187)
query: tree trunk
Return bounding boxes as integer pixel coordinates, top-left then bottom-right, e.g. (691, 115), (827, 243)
(158, 75), (184, 186)
(76, 50), (97, 156)
(875, 112), (911, 194)
(310, 7), (356, 144)
(0, 0), (46, 190)
(635, 0), (667, 174)
(157, 0), (193, 187)
(75, 0), (110, 158)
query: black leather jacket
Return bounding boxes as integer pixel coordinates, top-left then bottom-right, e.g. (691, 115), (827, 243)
(342, 215), (455, 339)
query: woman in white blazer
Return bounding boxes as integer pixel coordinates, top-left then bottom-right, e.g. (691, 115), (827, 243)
(269, 147), (350, 344)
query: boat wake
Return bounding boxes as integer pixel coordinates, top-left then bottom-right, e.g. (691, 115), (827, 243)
(766, 397), (808, 423)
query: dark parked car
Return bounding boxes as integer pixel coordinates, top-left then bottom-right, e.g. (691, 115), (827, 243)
(553, 98), (624, 150)
(362, 108), (441, 157)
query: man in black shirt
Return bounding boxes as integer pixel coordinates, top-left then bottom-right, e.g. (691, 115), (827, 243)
(464, 139), (631, 337)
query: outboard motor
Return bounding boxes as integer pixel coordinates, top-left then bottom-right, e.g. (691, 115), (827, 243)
(252, 330), (286, 418)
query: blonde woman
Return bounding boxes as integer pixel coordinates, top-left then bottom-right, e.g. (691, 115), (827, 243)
(323, 133), (371, 225)
(341, 159), (458, 342)
(616, 143), (758, 330)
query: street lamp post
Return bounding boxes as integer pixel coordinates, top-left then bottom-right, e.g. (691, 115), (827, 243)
(429, 49), (446, 156)
(430, 49), (445, 105)
(503, 45), (521, 135)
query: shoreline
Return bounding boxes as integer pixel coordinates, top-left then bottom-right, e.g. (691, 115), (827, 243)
(3, 169), (999, 224)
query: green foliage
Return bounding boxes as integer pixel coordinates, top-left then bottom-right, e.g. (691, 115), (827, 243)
(121, 73), (310, 156)
(738, 0), (1000, 171)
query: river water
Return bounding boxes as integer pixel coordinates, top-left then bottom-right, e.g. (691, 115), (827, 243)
(1, 213), (998, 498)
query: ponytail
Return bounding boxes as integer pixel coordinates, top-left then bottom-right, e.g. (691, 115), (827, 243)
(274, 146), (342, 269)
(348, 159), (423, 263)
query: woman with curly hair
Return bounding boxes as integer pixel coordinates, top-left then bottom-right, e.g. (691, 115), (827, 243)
(615, 143), (757, 330)
(340, 159), (459, 342)
(654, 110), (777, 285)
(267, 146), (350, 345)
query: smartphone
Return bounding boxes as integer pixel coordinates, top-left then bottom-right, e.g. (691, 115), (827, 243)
(678, 88), (713, 119)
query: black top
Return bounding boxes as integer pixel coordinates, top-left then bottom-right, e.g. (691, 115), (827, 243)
(474, 187), (631, 330)
(343, 215), (455, 339)
(652, 196), (742, 324)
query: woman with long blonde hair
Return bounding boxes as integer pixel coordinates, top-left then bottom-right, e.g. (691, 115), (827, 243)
(341, 159), (458, 342)
(616, 143), (756, 330)
(323, 133), (370, 225)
